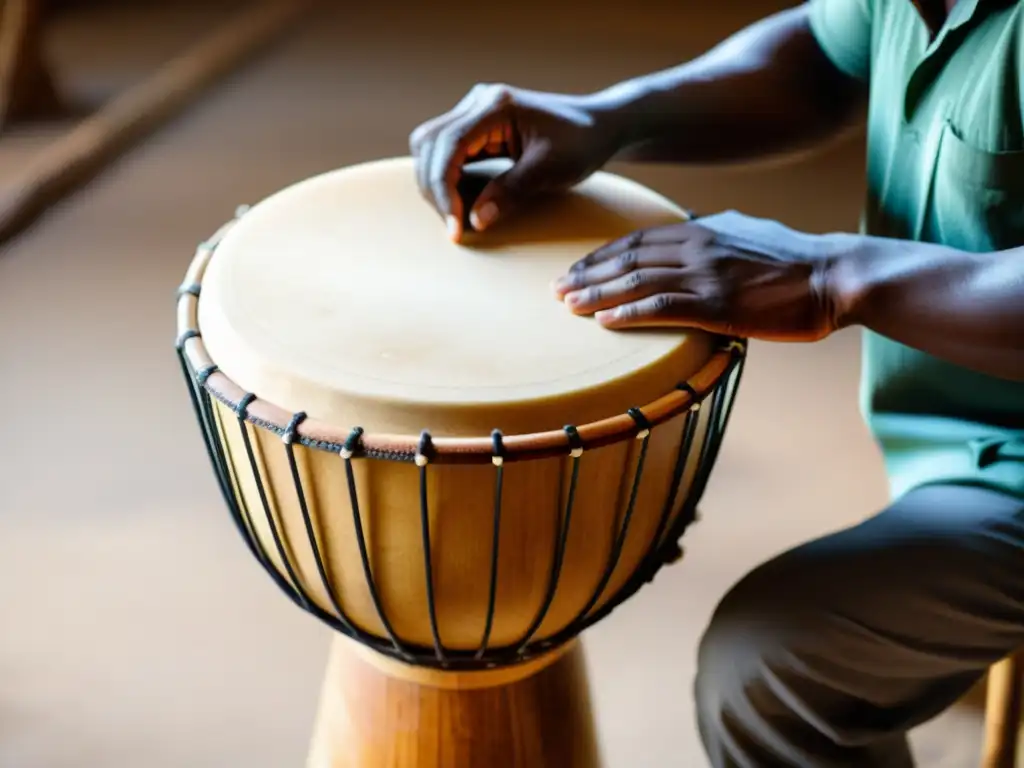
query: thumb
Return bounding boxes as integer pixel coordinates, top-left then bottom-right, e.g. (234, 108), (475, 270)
(467, 153), (549, 233)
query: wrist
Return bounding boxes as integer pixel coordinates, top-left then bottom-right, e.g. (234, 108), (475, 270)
(579, 77), (679, 154)
(816, 234), (878, 332)
(824, 237), (987, 334)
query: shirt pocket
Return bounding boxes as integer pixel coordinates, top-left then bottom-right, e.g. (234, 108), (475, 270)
(930, 120), (1024, 252)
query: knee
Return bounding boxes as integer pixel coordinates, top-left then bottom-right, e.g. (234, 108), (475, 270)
(693, 553), (851, 743)
(695, 562), (806, 720)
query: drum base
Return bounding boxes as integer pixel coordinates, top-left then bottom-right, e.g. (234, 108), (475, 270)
(306, 636), (603, 768)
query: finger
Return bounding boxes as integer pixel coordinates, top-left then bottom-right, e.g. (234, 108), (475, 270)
(466, 124), (521, 231)
(428, 113), (511, 241)
(413, 92), (496, 237)
(410, 93), (480, 203)
(552, 244), (683, 297)
(593, 293), (702, 329)
(415, 134), (438, 212)
(410, 86), (481, 149)
(467, 171), (514, 233)
(421, 86), (516, 242)
(466, 140), (547, 234)
(419, 112), (478, 228)
(568, 224), (698, 273)
(461, 125), (508, 162)
(419, 122), (509, 214)
(426, 119), (478, 240)
(562, 268), (685, 315)
(467, 124), (513, 159)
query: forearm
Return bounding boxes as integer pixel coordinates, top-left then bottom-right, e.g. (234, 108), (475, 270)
(586, 6), (866, 165)
(830, 239), (1024, 381)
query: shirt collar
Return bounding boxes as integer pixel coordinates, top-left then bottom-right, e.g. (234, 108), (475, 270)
(908, 0), (987, 36)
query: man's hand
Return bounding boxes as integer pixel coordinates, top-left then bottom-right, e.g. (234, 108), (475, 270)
(555, 210), (1024, 381)
(553, 211), (853, 342)
(409, 84), (623, 242)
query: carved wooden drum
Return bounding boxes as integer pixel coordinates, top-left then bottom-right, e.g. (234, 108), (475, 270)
(174, 157), (745, 767)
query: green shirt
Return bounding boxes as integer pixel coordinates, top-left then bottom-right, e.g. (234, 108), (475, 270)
(808, 0), (1024, 501)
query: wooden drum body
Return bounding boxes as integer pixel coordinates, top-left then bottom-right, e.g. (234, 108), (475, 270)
(175, 158), (745, 767)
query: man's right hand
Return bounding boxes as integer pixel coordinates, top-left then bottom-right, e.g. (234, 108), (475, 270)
(409, 84), (623, 242)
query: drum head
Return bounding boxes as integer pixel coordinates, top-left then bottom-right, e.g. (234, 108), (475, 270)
(198, 157), (713, 436)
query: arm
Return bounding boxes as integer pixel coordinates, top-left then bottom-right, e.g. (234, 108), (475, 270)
(586, 6), (867, 164)
(410, 2), (870, 237)
(830, 240), (1024, 382)
(555, 214), (1023, 384)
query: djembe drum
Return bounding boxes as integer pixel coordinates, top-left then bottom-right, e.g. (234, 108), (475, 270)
(175, 156), (745, 767)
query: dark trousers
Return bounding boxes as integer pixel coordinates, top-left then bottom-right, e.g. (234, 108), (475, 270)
(696, 484), (1024, 767)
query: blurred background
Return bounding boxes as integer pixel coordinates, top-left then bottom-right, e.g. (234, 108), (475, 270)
(0, 0), (986, 765)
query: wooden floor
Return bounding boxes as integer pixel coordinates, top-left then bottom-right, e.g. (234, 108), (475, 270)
(0, 1), (990, 766)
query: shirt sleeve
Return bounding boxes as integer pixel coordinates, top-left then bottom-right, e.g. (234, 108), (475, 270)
(807, 0), (874, 82)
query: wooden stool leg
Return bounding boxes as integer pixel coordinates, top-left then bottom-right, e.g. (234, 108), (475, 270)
(306, 636), (603, 768)
(982, 654), (1024, 768)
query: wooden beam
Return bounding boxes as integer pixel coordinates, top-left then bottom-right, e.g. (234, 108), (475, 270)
(0, 0), (318, 246)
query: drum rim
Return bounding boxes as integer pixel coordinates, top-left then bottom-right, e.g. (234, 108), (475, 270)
(176, 211), (746, 465)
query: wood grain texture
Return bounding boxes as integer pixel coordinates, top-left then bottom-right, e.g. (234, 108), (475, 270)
(206, 389), (711, 652)
(176, 186), (727, 656)
(982, 653), (1024, 768)
(306, 636), (602, 768)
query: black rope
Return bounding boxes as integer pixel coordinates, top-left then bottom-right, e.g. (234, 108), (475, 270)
(476, 430), (506, 659)
(176, 350), (230, 508)
(491, 429), (506, 459)
(534, 378), (738, 651)
(717, 348), (747, 439)
(627, 406), (651, 434)
(648, 380), (716, 568)
(196, 364), (218, 386)
(340, 426), (410, 658)
(417, 430), (433, 464)
(227, 393), (269, 553)
(176, 225), (746, 668)
(662, 376), (729, 558)
(416, 430), (445, 663)
(237, 404), (314, 612)
(342, 426), (364, 458)
(175, 329), (199, 351)
(283, 412), (361, 636)
(642, 395), (701, 583)
(199, 377), (322, 622)
(235, 392), (256, 416)
(283, 412), (306, 444)
(195, 387), (234, 512)
(570, 408), (652, 625)
(564, 425), (583, 451)
(676, 381), (698, 401)
(516, 424), (584, 653)
(685, 350), (746, 517)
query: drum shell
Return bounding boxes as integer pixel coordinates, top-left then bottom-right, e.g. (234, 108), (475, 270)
(209, 398), (714, 652)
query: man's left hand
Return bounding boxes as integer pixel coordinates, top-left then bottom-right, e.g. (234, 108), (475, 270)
(553, 210), (857, 342)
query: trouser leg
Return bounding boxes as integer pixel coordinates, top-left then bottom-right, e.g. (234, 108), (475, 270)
(695, 484), (1024, 767)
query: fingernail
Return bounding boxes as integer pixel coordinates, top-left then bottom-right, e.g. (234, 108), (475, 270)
(595, 309), (618, 324)
(564, 291), (581, 306)
(470, 201), (498, 231)
(446, 215), (460, 241)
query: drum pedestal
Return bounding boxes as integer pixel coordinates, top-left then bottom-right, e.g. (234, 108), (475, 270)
(306, 636), (603, 768)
